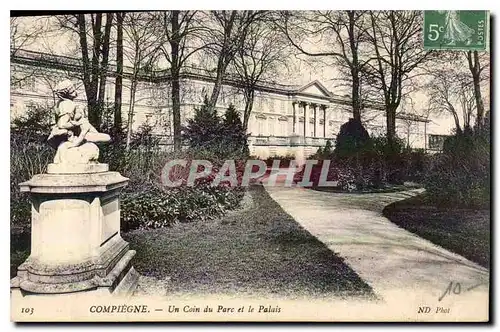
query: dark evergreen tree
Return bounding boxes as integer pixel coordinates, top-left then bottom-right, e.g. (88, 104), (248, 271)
(223, 103), (249, 158)
(334, 118), (371, 158)
(183, 95), (223, 151)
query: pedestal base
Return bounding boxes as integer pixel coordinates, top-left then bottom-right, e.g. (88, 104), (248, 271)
(13, 168), (138, 298)
(11, 260), (139, 300)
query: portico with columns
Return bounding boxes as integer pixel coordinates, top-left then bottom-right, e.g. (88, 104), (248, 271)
(248, 80), (345, 160)
(291, 100), (329, 140)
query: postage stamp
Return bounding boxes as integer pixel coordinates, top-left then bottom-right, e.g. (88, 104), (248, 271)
(423, 10), (489, 51)
(10, 10), (490, 323)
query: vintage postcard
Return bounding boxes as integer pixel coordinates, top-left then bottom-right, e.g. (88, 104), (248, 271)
(10, 10), (490, 322)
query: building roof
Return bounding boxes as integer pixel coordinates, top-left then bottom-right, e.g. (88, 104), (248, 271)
(293, 80), (333, 98)
(11, 48), (388, 111)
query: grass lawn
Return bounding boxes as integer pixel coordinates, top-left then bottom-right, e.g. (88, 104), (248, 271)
(383, 194), (490, 269)
(313, 183), (422, 195)
(124, 185), (375, 299)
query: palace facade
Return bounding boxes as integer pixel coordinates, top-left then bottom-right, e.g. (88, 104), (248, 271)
(10, 49), (452, 158)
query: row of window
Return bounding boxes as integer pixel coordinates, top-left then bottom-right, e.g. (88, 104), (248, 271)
(255, 98), (288, 112)
(253, 118), (330, 138)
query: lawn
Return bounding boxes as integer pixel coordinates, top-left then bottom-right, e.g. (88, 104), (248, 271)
(383, 194), (490, 269)
(313, 182), (422, 194)
(124, 185), (375, 299)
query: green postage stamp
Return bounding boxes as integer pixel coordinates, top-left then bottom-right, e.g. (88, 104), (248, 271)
(423, 10), (489, 51)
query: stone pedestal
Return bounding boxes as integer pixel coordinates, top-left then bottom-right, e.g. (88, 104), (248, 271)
(11, 163), (138, 298)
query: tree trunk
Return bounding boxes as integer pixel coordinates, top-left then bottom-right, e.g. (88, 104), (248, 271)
(351, 69), (361, 121)
(76, 14), (98, 128)
(171, 75), (182, 152)
(125, 78), (138, 151)
(208, 57), (227, 113)
(347, 11), (362, 122)
(114, 12), (124, 137)
(243, 89), (254, 131)
(208, 11), (237, 112)
(464, 110), (472, 129)
(169, 11), (182, 152)
(452, 111), (462, 133)
(386, 105), (397, 149)
(467, 51), (485, 129)
(88, 13), (103, 128)
(97, 13), (113, 130)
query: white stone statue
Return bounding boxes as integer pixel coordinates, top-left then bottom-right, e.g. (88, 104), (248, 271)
(47, 80), (111, 164)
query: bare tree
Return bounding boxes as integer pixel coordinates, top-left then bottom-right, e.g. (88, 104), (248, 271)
(157, 10), (207, 152)
(10, 16), (53, 87)
(122, 12), (162, 150)
(232, 14), (289, 130)
(363, 10), (432, 149)
(55, 14), (114, 129)
(114, 12), (125, 136)
(458, 81), (476, 130)
(10, 17), (46, 57)
(465, 50), (489, 129)
(204, 10), (266, 112)
(427, 68), (476, 133)
(98, 13), (114, 127)
(278, 10), (371, 121)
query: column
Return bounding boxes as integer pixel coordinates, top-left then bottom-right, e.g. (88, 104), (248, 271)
(303, 102), (310, 139)
(292, 101), (297, 134)
(322, 105), (328, 138)
(312, 104), (318, 137)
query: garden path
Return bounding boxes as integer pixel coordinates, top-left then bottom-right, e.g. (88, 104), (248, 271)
(263, 182), (489, 310)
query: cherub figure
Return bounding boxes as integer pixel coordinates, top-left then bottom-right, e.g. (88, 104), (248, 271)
(67, 107), (111, 148)
(48, 79), (111, 164)
(47, 79), (80, 149)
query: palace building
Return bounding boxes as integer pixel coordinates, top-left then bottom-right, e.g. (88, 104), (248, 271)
(10, 49), (451, 158)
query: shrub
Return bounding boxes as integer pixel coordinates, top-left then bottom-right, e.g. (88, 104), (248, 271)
(183, 96), (223, 151)
(294, 127), (429, 191)
(118, 131), (249, 232)
(424, 128), (490, 208)
(11, 106), (54, 234)
(264, 153), (295, 167)
(223, 103), (250, 158)
(121, 185), (241, 231)
(292, 160), (355, 191)
(334, 118), (371, 159)
(308, 139), (334, 160)
(401, 149), (428, 183)
(120, 176), (245, 231)
(367, 134), (407, 184)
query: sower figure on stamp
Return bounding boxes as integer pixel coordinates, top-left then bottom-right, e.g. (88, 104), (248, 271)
(439, 10), (475, 46)
(47, 79), (111, 164)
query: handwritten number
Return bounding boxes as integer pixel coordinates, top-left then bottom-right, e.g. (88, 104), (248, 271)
(439, 282), (462, 301)
(439, 281), (486, 301)
(439, 282), (452, 301)
(439, 282), (466, 301)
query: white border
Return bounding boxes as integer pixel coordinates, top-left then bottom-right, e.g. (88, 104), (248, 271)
(2, 1), (498, 331)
